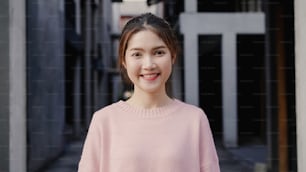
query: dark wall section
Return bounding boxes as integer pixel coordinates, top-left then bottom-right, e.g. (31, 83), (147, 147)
(198, 35), (222, 138)
(0, 0), (10, 171)
(26, 1), (66, 171)
(237, 34), (265, 145)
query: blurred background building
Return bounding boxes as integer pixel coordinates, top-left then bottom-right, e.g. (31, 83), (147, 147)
(0, 0), (305, 172)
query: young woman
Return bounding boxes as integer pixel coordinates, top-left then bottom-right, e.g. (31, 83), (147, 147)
(78, 13), (220, 172)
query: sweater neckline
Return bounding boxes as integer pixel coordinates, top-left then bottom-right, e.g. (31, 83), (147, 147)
(117, 99), (180, 118)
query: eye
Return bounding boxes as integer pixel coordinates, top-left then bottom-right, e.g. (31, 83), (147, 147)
(154, 50), (166, 56)
(131, 52), (142, 58)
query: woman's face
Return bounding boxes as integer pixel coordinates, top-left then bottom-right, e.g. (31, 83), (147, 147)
(124, 29), (173, 95)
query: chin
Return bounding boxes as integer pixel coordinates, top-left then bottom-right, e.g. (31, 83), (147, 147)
(140, 86), (163, 94)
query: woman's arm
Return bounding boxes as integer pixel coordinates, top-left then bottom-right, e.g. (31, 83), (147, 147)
(78, 113), (102, 172)
(198, 111), (220, 172)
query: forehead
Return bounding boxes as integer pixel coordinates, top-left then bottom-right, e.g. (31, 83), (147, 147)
(126, 29), (166, 49)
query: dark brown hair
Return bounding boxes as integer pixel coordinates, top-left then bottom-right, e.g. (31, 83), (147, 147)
(118, 13), (180, 85)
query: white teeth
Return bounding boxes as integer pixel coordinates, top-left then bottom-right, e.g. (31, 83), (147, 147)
(142, 74), (158, 79)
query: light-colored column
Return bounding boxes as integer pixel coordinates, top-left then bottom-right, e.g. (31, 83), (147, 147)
(184, 0), (197, 12)
(9, 0), (27, 171)
(222, 33), (238, 148)
(295, 0), (306, 171)
(184, 33), (199, 106)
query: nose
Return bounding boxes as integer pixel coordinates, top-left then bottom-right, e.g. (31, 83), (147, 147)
(143, 56), (156, 69)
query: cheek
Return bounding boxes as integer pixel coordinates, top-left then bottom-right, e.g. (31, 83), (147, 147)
(125, 61), (139, 75)
(165, 57), (173, 68)
(161, 59), (173, 77)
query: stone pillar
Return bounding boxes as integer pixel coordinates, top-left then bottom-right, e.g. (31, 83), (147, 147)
(295, 0), (306, 171)
(222, 33), (238, 147)
(184, 32), (199, 105)
(0, 0), (26, 171)
(184, 0), (197, 12)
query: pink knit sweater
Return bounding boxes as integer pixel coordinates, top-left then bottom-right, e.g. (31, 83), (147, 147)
(78, 99), (220, 172)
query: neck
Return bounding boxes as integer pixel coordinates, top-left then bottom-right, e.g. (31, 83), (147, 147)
(126, 89), (172, 109)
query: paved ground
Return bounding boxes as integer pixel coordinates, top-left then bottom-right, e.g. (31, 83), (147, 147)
(42, 140), (83, 172)
(42, 139), (254, 172)
(217, 144), (253, 172)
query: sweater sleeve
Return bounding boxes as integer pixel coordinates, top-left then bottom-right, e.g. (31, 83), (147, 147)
(78, 112), (102, 172)
(198, 111), (220, 172)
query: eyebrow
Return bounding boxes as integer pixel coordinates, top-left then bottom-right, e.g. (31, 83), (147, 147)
(153, 46), (167, 50)
(128, 45), (167, 51)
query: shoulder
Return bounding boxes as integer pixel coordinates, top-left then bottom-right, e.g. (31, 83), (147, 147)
(91, 101), (123, 120)
(174, 99), (205, 114)
(173, 99), (207, 119)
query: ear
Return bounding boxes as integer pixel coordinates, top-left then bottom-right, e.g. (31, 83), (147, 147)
(172, 55), (176, 65)
(122, 60), (127, 68)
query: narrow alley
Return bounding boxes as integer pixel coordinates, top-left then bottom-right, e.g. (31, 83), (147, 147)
(1, 0), (301, 172)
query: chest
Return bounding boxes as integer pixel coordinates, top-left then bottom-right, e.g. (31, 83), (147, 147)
(108, 118), (199, 171)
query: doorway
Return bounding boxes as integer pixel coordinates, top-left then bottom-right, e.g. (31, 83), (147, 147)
(237, 34), (266, 145)
(199, 35), (223, 138)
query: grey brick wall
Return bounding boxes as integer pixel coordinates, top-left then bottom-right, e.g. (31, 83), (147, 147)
(26, 0), (66, 171)
(0, 1), (10, 171)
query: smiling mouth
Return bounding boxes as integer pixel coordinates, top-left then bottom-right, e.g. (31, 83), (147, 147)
(141, 73), (160, 80)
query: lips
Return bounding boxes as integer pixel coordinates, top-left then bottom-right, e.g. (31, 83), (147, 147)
(140, 73), (160, 81)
